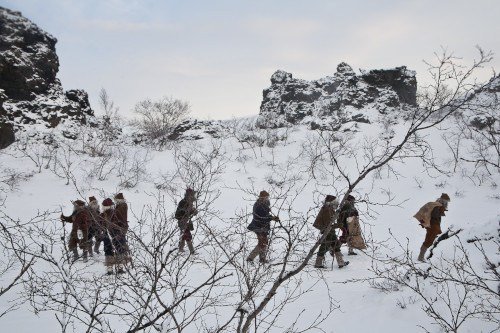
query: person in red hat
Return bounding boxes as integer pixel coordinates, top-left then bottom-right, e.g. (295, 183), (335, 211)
(60, 199), (90, 263)
(175, 188), (198, 254)
(312, 195), (349, 269)
(101, 197), (125, 274)
(246, 190), (280, 264)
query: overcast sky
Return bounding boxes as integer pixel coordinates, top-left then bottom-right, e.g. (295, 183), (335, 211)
(2, 0), (499, 119)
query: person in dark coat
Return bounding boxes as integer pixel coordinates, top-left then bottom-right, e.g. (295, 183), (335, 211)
(60, 199), (90, 263)
(101, 197), (128, 274)
(175, 188), (198, 254)
(86, 196), (102, 256)
(247, 191), (279, 264)
(114, 193), (131, 265)
(313, 195), (349, 268)
(414, 193), (450, 262)
(337, 194), (359, 255)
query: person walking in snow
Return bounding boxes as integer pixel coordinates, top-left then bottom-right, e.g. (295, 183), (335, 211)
(247, 190), (280, 264)
(86, 196), (102, 256)
(313, 195), (349, 269)
(175, 188), (198, 254)
(114, 193), (131, 264)
(337, 194), (359, 255)
(60, 199), (90, 263)
(101, 197), (128, 274)
(413, 193), (450, 262)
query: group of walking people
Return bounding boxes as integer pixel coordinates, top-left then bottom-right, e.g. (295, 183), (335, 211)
(246, 191), (367, 268)
(245, 190), (451, 267)
(61, 187), (450, 274)
(60, 193), (130, 275)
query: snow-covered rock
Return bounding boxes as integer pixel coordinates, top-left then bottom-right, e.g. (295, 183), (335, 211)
(0, 6), (95, 148)
(257, 62), (417, 128)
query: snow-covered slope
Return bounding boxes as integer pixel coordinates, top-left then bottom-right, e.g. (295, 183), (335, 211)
(0, 114), (498, 332)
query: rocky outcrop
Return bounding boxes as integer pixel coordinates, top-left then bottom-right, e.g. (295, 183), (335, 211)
(0, 89), (15, 148)
(0, 6), (95, 148)
(167, 119), (227, 141)
(257, 63), (417, 128)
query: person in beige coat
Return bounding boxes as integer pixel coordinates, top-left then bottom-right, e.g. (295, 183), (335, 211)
(413, 193), (450, 262)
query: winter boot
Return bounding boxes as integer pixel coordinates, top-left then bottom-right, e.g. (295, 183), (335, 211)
(71, 248), (79, 263)
(334, 251), (349, 268)
(94, 241), (101, 255)
(187, 240), (196, 255)
(246, 247), (259, 262)
(314, 255), (326, 268)
(348, 247), (357, 256)
(178, 239), (186, 252)
(82, 250), (89, 263)
(417, 245), (427, 262)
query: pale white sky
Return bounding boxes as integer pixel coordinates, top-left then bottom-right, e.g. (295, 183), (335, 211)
(2, 0), (499, 119)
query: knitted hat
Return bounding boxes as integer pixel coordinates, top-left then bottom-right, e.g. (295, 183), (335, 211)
(73, 199), (85, 207)
(114, 193), (124, 200)
(89, 196), (97, 203)
(102, 198), (113, 207)
(259, 190), (270, 198)
(347, 194), (355, 201)
(325, 195), (337, 202)
(440, 193), (450, 201)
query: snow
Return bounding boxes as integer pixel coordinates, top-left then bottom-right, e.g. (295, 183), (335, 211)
(0, 113), (498, 332)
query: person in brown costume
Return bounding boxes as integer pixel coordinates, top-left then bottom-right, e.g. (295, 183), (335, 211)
(313, 195), (349, 268)
(60, 199), (90, 263)
(86, 196), (102, 256)
(114, 193), (131, 265)
(413, 193), (450, 262)
(101, 197), (128, 274)
(175, 188), (198, 254)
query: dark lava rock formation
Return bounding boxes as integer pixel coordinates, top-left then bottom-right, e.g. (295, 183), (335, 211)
(257, 62), (417, 128)
(0, 6), (95, 148)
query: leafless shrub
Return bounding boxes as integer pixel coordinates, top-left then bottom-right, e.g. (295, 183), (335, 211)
(0, 168), (33, 192)
(367, 231), (500, 333)
(132, 96), (190, 140)
(115, 147), (152, 189)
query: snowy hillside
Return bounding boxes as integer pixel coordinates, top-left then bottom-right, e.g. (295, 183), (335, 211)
(0, 110), (498, 332)
(0, 5), (499, 333)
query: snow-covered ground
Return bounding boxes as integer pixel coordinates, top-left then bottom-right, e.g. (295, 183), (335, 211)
(0, 116), (498, 332)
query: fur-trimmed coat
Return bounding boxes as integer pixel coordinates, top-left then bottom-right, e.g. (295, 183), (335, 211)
(313, 202), (338, 231)
(86, 203), (102, 229)
(114, 199), (128, 232)
(338, 201), (358, 228)
(346, 216), (367, 249)
(414, 202), (445, 232)
(101, 207), (126, 237)
(62, 208), (89, 232)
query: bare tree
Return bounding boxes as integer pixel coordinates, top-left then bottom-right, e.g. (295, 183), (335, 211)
(133, 96), (190, 141)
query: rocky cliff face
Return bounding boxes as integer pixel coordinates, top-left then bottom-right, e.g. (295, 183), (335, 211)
(0, 6), (95, 148)
(257, 62), (417, 128)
